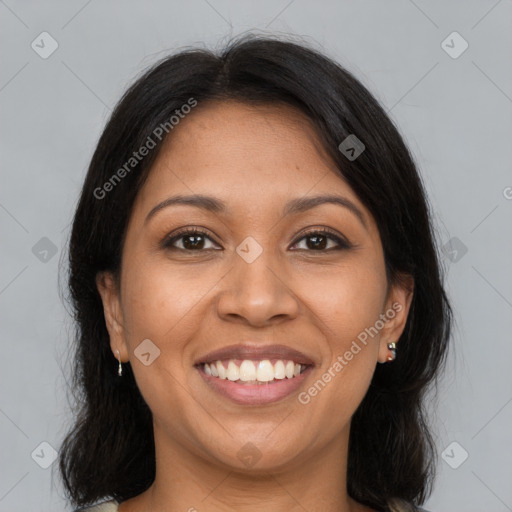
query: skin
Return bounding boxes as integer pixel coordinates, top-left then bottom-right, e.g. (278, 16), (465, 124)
(96, 100), (414, 512)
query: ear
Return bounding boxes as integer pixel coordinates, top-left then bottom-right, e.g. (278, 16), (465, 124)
(377, 273), (414, 363)
(96, 271), (129, 362)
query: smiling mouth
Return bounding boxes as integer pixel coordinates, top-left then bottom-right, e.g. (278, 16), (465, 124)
(196, 358), (311, 384)
(195, 360), (314, 405)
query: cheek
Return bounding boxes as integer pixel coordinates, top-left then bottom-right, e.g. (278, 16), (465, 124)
(302, 256), (387, 348)
(119, 260), (209, 434)
(303, 254), (386, 415)
(121, 258), (215, 344)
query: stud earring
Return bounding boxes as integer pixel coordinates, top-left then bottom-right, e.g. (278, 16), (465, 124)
(116, 349), (123, 376)
(387, 342), (397, 362)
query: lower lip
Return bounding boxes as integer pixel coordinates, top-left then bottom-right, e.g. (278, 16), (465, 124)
(196, 365), (314, 405)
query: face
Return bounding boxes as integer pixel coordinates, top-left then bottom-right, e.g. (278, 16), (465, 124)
(97, 100), (413, 474)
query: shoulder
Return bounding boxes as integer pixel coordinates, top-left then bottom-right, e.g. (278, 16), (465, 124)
(73, 499), (119, 512)
(406, 504), (432, 512)
(386, 499), (432, 512)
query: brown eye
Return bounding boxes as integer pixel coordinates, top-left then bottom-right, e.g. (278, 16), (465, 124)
(163, 229), (220, 251)
(290, 229), (351, 251)
(163, 227), (351, 253)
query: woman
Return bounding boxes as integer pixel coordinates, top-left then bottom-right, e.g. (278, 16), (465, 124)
(59, 34), (452, 512)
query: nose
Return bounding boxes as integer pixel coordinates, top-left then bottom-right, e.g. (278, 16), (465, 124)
(216, 247), (299, 327)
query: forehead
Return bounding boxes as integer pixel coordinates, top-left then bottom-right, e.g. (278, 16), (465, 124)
(133, 100), (367, 222)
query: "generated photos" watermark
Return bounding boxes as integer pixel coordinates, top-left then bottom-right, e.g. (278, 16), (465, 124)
(298, 301), (403, 405)
(94, 97), (198, 200)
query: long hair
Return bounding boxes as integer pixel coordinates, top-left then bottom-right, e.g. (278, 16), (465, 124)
(58, 34), (452, 512)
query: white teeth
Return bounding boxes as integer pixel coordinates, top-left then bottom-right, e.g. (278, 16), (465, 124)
(239, 360), (256, 381)
(227, 360), (239, 381)
(274, 360), (285, 379)
(202, 358), (309, 383)
(256, 360), (274, 382)
(216, 361), (227, 379)
(285, 361), (294, 379)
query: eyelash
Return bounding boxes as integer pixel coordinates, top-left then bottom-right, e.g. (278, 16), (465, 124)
(162, 227), (351, 253)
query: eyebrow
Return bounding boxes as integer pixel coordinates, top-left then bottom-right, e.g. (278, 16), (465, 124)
(144, 193), (367, 230)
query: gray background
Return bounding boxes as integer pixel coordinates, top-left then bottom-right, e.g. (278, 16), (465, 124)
(1, 1), (511, 511)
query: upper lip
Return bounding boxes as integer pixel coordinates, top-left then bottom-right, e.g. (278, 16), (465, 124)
(195, 344), (316, 366)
